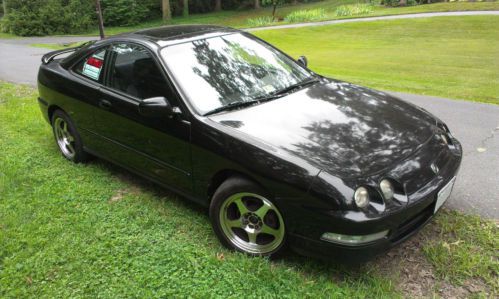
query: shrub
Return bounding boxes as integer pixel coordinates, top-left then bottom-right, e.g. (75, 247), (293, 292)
(334, 3), (374, 17)
(1, 0), (95, 36)
(101, 0), (149, 26)
(246, 16), (275, 27)
(284, 8), (327, 23)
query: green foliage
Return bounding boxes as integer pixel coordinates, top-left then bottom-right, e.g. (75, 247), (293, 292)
(334, 3), (374, 17)
(101, 0), (149, 26)
(1, 0), (95, 36)
(246, 16), (275, 27)
(284, 8), (327, 22)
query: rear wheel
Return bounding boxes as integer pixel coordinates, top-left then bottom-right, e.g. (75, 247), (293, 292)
(51, 110), (87, 163)
(209, 176), (286, 257)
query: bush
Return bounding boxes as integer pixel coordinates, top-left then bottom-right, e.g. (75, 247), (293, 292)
(1, 0), (95, 36)
(246, 16), (275, 27)
(101, 0), (149, 26)
(334, 3), (374, 17)
(284, 8), (327, 23)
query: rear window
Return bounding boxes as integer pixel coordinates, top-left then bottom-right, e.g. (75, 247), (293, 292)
(74, 48), (107, 81)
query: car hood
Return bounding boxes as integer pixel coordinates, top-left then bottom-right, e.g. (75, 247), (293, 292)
(208, 80), (437, 178)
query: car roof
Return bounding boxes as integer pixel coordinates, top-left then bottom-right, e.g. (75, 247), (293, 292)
(119, 25), (240, 46)
(60, 25), (242, 68)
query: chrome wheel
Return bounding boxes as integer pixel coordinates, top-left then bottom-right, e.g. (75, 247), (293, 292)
(219, 192), (285, 255)
(54, 117), (76, 159)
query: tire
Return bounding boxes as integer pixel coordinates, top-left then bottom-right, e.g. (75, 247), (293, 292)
(51, 109), (88, 163)
(209, 176), (286, 257)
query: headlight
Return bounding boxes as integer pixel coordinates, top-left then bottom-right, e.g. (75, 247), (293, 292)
(354, 187), (369, 208)
(380, 179), (394, 200)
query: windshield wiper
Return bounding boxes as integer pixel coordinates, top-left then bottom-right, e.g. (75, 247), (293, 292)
(203, 77), (320, 116)
(273, 76), (320, 96)
(204, 100), (261, 116)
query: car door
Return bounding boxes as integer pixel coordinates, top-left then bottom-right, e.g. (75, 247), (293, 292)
(91, 42), (192, 193)
(64, 46), (109, 145)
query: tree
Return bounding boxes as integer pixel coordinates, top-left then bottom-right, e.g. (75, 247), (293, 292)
(183, 0), (188, 17)
(214, 0), (221, 11)
(162, 0), (171, 21)
(2, 0), (7, 15)
(95, 0), (105, 39)
(254, 0), (260, 9)
(261, 0), (284, 20)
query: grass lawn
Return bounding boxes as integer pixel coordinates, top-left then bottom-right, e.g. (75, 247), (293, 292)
(1, 81), (498, 297)
(30, 42), (86, 51)
(255, 15), (499, 104)
(28, 16), (499, 104)
(79, 1), (499, 36)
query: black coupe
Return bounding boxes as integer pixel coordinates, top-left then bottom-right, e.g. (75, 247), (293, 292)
(38, 25), (462, 260)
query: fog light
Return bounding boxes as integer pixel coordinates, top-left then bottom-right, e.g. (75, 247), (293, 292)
(380, 179), (394, 200)
(354, 187), (369, 208)
(321, 230), (389, 246)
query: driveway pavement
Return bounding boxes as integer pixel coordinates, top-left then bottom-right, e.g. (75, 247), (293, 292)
(1, 12), (498, 218)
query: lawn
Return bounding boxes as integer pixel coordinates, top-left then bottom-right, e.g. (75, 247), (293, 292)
(255, 15), (499, 104)
(1, 81), (497, 298)
(75, 1), (499, 36)
(28, 15), (499, 104)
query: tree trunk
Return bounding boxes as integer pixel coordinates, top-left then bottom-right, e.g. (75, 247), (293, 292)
(162, 0), (171, 21)
(214, 0), (222, 11)
(272, 4), (277, 20)
(95, 0), (105, 39)
(183, 0), (189, 17)
(399, 0), (407, 6)
(254, 0), (260, 9)
(292, 0), (298, 5)
(3, 0), (8, 15)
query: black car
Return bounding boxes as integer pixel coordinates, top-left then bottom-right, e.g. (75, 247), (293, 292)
(38, 25), (462, 260)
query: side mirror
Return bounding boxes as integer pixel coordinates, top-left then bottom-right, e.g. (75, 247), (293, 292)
(139, 97), (174, 118)
(297, 56), (308, 67)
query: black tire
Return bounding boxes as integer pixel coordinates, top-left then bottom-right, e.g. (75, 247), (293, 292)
(51, 109), (88, 163)
(209, 176), (287, 257)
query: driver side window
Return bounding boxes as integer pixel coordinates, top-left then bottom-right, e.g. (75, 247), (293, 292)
(106, 43), (171, 100)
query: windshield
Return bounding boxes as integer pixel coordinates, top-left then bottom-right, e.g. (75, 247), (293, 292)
(160, 33), (312, 115)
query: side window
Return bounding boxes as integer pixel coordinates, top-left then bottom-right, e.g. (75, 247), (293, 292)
(106, 43), (172, 100)
(74, 48), (107, 82)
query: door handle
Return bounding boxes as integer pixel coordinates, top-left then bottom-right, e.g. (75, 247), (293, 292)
(99, 99), (112, 110)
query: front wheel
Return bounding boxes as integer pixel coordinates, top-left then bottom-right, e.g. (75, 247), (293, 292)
(209, 176), (286, 257)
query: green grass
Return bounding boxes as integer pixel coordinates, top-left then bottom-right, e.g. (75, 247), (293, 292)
(30, 41), (86, 50)
(0, 82), (396, 297)
(422, 211), (499, 292)
(0, 32), (17, 39)
(1, 81), (498, 297)
(255, 15), (499, 104)
(79, 1), (499, 36)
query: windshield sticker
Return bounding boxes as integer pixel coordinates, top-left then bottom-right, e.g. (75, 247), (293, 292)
(82, 56), (104, 80)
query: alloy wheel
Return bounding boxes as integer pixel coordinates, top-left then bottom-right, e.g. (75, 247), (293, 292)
(54, 117), (76, 160)
(219, 192), (285, 255)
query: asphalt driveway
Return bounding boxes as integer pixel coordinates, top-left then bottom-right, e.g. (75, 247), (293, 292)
(0, 12), (498, 219)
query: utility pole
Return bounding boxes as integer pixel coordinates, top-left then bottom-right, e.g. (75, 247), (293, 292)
(95, 0), (105, 39)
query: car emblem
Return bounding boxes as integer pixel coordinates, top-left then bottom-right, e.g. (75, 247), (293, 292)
(431, 163), (439, 174)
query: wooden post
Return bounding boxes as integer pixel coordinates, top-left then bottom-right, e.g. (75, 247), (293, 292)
(95, 0), (105, 39)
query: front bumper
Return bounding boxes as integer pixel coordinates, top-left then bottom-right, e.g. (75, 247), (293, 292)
(287, 140), (462, 262)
